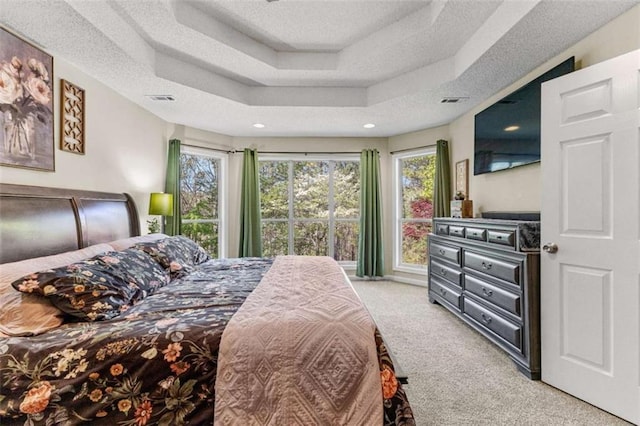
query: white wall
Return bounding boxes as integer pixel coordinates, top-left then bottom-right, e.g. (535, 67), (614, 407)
(448, 4), (640, 216)
(0, 56), (169, 231)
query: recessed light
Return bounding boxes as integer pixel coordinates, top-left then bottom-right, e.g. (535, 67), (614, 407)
(253, 123), (265, 128)
(363, 123), (375, 129)
(441, 97), (469, 103)
(145, 95), (175, 101)
(504, 125), (520, 132)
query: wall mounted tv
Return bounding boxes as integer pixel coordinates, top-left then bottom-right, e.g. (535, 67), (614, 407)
(473, 56), (575, 175)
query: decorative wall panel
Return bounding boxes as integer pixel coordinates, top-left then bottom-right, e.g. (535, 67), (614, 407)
(60, 79), (85, 154)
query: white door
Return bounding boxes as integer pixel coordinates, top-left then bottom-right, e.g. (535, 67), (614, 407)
(540, 49), (640, 424)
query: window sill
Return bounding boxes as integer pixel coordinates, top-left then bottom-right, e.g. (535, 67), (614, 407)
(393, 265), (428, 275)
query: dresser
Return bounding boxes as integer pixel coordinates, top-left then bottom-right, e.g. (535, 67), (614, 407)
(428, 217), (541, 379)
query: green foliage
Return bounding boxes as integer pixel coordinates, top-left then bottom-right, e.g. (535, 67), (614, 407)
(399, 154), (436, 265)
(179, 153), (220, 257)
(260, 160), (360, 261)
(147, 218), (160, 234)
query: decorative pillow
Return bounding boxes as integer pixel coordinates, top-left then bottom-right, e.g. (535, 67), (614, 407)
(0, 243), (114, 336)
(134, 235), (210, 278)
(107, 233), (168, 252)
(11, 248), (169, 321)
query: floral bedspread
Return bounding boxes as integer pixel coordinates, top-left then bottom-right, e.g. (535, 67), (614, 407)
(0, 257), (414, 425)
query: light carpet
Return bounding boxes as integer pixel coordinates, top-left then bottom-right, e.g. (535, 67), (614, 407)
(351, 280), (631, 426)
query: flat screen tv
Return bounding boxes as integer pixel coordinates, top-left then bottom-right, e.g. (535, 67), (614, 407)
(473, 57), (575, 175)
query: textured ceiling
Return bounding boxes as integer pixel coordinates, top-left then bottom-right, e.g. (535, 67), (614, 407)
(1, 0), (637, 138)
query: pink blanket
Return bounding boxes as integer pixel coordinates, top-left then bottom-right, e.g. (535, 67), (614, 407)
(214, 256), (382, 425)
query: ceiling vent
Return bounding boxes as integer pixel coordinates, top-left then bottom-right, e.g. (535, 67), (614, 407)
(440, 97), (468, 103)
(146, 95), (176, 101)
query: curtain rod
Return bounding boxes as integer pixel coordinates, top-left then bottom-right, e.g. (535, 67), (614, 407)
(389, 144), (436, 155)
(181, 143), (427, 155)
(181, 143), (236, 154)
(242, 151), (361, 155)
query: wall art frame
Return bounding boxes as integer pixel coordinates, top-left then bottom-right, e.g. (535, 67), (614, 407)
(455, 159), (469, 199)
(0, 26), (54, 171)
(60, 79), (85, 154)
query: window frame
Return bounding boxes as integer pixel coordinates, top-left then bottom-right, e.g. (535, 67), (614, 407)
(179, 145), (227, 258)
(392, 147), (437, 274)
(259, 153), (360, 265)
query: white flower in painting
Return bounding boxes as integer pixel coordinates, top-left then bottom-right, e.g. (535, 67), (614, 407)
(0, 65), (21, 104)
(24, 76), (50, 105)
(27, 58), (48, 82)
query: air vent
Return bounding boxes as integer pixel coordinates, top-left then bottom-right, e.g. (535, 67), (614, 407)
(146, 95), (176, 101)
(440, 97), (468, 103)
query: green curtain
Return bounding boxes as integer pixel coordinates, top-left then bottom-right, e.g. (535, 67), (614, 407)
(433, 139), (452, 217)
(357, 149), (384, 278)
(238, 148), (262, 257)
(164, 139), (181, 236)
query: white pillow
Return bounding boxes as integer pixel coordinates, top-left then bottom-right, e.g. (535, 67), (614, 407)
(107, 233), (167, 251)
(0, 243), (114, 336)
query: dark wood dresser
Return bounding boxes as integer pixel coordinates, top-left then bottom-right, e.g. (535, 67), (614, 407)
(428, 217), (541, 379)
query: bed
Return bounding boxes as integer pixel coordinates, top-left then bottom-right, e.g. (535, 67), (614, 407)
(0, 183), (415, 425)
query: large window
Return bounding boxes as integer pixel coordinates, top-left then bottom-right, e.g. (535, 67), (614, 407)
(260, 156), (360, 263)
(180, 146), (226, 258)
(393, 148), (436, 271)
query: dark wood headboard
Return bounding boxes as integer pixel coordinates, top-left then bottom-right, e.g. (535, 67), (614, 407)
(0, 184), (140, 264)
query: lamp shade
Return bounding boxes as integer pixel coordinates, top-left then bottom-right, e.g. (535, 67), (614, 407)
(148, 192), (173, 216)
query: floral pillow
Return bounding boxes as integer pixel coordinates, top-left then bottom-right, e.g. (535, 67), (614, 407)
(11, 248), (169, 321)
(134, 235), (210, 278)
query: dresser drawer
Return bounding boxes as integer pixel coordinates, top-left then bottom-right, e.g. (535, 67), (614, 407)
(464, 251), (520, 285)
(487, 229), (515, 247)
(464, 298), (522, 349)
(430, 259), (462, 287)
(465, 227), (487, 241)
(465, 275), (521, 316)
(430, 276), (461, 309)
(435, 223), (449, 235)
(449, 225), (465, 238)
(430, 241), (461, 264)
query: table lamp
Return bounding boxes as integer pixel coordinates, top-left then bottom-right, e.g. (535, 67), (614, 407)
(148, 192), (173, 233)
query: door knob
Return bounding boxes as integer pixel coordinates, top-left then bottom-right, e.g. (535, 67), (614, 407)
(543, 242), (558, 253)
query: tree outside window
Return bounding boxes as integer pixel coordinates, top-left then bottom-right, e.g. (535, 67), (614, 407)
(180, 149), (225, 258)
(260, 158), (359, 262)
(395, 150), (436, 269)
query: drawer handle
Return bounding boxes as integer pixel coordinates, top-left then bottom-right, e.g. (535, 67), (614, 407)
(482, 287), (493, 297)
(496, 235), (503, 239)
(481, 262), (493, 270)
(440, 269), (447, 276)
(440, 288), (447, 296)
(480, 313), (492, 324)
(438, 249), (446, 256)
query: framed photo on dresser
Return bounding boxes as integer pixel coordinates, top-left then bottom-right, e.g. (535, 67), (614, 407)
(455, 159), (469, 198)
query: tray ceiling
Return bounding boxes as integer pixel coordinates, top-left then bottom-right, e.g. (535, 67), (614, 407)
(1, 0), (637, 137)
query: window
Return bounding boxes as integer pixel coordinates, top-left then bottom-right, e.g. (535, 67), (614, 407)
(180, 146), (226, 258)
(393, 148), (437, 272)
(259, 156), (360, 263)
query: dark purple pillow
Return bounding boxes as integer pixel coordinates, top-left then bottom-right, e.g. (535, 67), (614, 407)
(11, 248), (169, 321)
(134, 235), (210, 279)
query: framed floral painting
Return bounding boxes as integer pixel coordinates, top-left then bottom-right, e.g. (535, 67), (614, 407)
(0, 27), (54, 171)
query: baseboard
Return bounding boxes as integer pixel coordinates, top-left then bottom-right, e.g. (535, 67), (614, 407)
(385, 274), (428, 287)
(346, 273), (428, 288)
